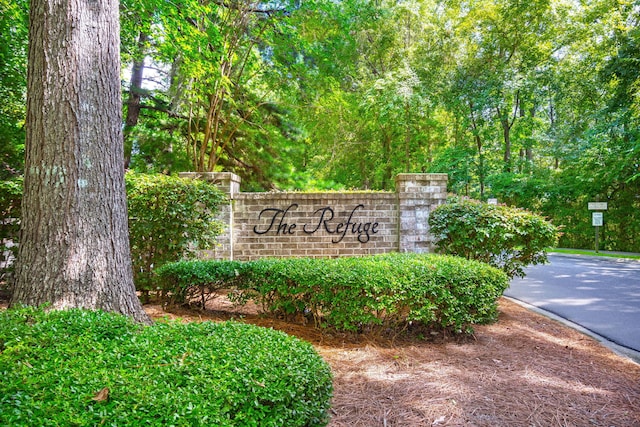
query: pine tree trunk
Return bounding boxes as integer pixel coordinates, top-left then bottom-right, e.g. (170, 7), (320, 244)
(11, 0), (150, 324)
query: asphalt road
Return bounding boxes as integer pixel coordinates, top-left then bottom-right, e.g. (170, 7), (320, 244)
(506, 254), (640, 359)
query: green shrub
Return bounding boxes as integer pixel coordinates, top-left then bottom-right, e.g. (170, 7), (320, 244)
(125, 172), (227, 299)
(155, 259), (246, 307)
(0, 306), (333, 427)
(158, 254), (509, 335)
(429, 198), (559, 278)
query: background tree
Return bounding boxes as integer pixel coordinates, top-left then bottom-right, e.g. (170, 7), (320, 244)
(11, 0), (150, 323)
(0, 0), (27, 180)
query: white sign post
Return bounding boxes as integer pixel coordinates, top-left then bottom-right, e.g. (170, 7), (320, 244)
(588, 202), (607, 253)
(592, 212), (603, 226)
(588, 202), (608, 211)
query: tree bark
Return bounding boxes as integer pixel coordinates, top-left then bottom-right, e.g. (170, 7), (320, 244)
(469, 101), (485, 198)
(496, 90), (520, 173)
(123, 32), (149, 169)
(12, 0), (150, 324)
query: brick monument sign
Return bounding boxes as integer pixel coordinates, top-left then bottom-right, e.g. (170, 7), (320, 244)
(179, 172), (448, 261)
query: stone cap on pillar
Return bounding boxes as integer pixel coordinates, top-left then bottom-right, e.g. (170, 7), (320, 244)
(395, 173), (448, 181)
(178, 172), (241, 198)
(395, 173), (448, 196)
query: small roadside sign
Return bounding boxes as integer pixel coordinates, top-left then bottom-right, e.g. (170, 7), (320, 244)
(592, 212), (603, 227)
(588, 202), (608, 210)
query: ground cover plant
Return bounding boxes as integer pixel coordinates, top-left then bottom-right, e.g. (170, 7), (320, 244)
(0, 307), (333, 427)
(156, 253), (509, 335)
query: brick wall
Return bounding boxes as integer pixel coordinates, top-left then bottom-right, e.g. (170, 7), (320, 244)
(179, 172), (447, 261)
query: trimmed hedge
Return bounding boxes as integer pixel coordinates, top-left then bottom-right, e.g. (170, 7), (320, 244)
(0, 307), (333, 427)
(157, 253), (509, 335)
(429, 198), (559, 278)
(155, 259), (245, 307)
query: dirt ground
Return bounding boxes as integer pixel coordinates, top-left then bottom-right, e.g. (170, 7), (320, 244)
(145, 297), (640, 427)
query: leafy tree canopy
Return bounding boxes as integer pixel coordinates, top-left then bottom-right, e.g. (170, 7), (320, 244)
(1, 0), (638, 250)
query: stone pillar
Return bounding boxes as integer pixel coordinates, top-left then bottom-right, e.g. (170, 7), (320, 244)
(395, 173), (448, 253)
(179, 172), (241, 260)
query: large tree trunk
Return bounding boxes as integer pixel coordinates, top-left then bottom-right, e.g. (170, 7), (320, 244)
(12, 0), (150, 323)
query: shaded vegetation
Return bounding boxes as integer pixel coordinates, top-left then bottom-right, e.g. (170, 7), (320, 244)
(0, 306), (333, 426)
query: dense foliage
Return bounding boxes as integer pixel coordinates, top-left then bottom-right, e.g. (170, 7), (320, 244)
(125, 173), (226, 297)
(429, 198), (559, 278)
(157, 253), (509, 335)
(0, 0), (26, 181)
(0, 307), (333, 426)
(1, 0), (638, 250)
(0, 0), (26, 289)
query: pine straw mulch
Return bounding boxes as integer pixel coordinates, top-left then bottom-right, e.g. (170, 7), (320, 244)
(145, 297), (640, 427)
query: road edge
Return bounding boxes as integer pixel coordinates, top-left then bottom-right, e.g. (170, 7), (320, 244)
(504, 296), (640, 366)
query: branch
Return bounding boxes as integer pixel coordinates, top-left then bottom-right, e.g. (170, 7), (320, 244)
(509, 90), (520, 129)
(139, 102), (189, 120)
(213, 0), (289, 16)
